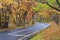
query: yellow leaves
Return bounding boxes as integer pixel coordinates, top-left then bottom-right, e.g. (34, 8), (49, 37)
(39, 10), (51, 18)
(0, 5), (6, 8)
(1, 0), (14, 5)
(11, 2), (18, 9)
(6, 1), (13, 5)
(0, 0), (3, 2)
(8, 0), (14, 4)
(2, 0), (8, 3)
(0, 4), (3, 8)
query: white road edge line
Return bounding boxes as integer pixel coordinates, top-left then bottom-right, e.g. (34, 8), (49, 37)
(8, 23), (44, 35)
(8, 23), (50, 40)
(8, 27), (34, 35)
(8, 24), (50, 36)
(9, 34), (27, 36)
(18, 24), (50, 40)
(18, 29), (41, 40)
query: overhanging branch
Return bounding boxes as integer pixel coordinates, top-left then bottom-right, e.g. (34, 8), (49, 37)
(46, 2), (60, 11)
(56, 0), (60, 7)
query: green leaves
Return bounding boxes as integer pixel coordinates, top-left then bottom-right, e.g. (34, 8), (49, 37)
(47, 0), (56, 4)
(32, 3), (43, 11)
(32, 2), (50, 12)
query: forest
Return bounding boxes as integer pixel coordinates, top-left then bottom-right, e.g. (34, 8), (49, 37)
(0, 0), (60, 29)
(0, 0), (60, 40)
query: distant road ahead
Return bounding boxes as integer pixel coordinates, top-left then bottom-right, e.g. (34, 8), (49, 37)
(0, 22), (50, 40)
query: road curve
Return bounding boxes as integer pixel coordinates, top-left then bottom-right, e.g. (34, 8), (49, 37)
(0, 22), (50, 40)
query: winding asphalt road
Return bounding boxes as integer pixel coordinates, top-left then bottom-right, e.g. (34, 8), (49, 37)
(0, 22), (50, 40)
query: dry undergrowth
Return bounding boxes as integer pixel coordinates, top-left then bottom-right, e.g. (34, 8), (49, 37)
(38, 22), (60, 40)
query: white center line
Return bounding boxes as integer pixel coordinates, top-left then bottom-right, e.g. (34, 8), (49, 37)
(18, 24), (50, 40)
(8, 26), (36, 35)
(18, 29), (41, 40)
(9, 34), (27, 36)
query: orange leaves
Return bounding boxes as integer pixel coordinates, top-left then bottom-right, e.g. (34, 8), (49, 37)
(39, 10), (51, 18)
(1, 0), (14, 5)
(0, 4), (3, 8)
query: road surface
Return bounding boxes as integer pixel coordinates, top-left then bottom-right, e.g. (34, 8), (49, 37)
(0, 22), (50, 40)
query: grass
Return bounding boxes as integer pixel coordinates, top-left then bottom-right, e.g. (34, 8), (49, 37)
(30, 32), (44, 40)
(31, 22), (60, 40)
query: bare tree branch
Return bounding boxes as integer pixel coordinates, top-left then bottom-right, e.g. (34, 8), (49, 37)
(46, 2), (60, 11)
(55, 0), (60, 7)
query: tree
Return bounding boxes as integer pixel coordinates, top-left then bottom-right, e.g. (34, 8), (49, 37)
(0, 0), (14, 28)
(39, 0), (60, 25)
(0, 0), (37, 28)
